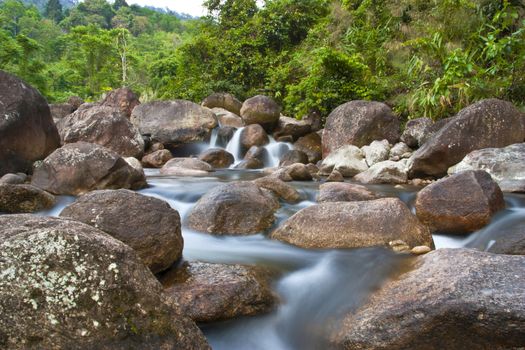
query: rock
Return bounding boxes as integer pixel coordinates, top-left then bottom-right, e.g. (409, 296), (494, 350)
(254, 176), (301, 203)
(408, 99), (525, 178)
(244, 146), (269, 164)
(31, 142), (147, 195)
(326, 169), (344, 182)
(130, 100), (217, 147)
(160, 262), (277, 323)
(400, 117), (433, 148)
(0, 215), (209, 350)
(212, 107), (245, 128)
(389, 142), (412, 160)
(362, 140), (390, 166)
(487, 220), (525, 255)
(100, 87), (140, 118)
(271, 198), (432, 249)
(235, 158), (264, 170)
(354, 160), (408, 184)
(319, 145), (368, 177)
(273, 116), (311, 141)
(411, 245), (432, 255)
(123, 157), (143, 174)
(198, 148), (234, 168)
(76, 102), (98, 112)
(317, 182), (378, 203)
(141, 149), (173, 168)
(187, 182), (279, 235)
(0, 70), (60, 176)
(294, 132), (322, 164)
(302, 111), (323, 132)
(240, 95), (281, 131)
(279, 150), (308, 166)
(0, 184), (55, 213)
(322, 101), (400, 157)
(217, 126), (237, 146)
(389, 240), (410, 252)
(49, 103), (75, 120)
(57, 105), (144, 159)
(448, 143), (525, 193)
(418, 116), (455, 146)
(276, 135), (294, 143)
(0, 173), (26, 185)
(67, 96), (84, 109)
(283, 163), (313, 181)
(147, 142), (164, 153)
(59, 189), (183, 274)
(331, 249), (525, 350)
(202, 92), (243, 115)
(160, 158), (213, 176)
(240, 124), (269, 154)
(415, 170), (505, 234)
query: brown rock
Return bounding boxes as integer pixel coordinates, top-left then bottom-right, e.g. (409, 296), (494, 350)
(0, 184), (55, 213)
(294, 132), (322, 164)
(317, 182), (378, 202)
(49, 103), (75, 120)
(147, 142), (164, 153)
(141, 149), (173, 168)
(67, 96), (84, 109)
(254, 176), (301, 203)
(212, 107), (244, 128)
(273, 116), (312, 141)
(198, 148), (234, 168)
(326, 169), (344, 182)
(160, 157), (213, 176)
(487, 221), (525, 255)
(240, 95), (281, 131)
(202, 92), (243, 115)
(0, 173), (26, 185)
(400, 117), (433, 148)
(279, 150), (308, 166)
(100, 87), (140, 118)
(240, 124), (269, 154)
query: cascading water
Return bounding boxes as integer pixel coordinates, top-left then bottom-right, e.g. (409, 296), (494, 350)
(225, 127), (245, 164)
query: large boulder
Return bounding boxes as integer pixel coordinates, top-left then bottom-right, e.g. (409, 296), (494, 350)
(322, 101), (400, 157)
(400, 117), (433, 148)
(31, 142), (147, 195)
(448, 143), (525, 193)
(57, 105), (144, 159)
(130, 100), (217, 147)
(0, 70), (60, 176)
(240, 124), (269, 154)
(354, 160), (408, 184)
(100, 87), (140, 118)
(415, 170), (505, 234)
(240, 95), (281, 131)
(0, 215), (209, 350)
(294, 132), (322, 164)
(279, 150), (309, 166)
(271, 198), (432, 249)
(317, 182), (378, 203)
(408, 99), (525, 178)
(59, 189), (183, 274)
(198, 148), (234, 168)
(331, 249), (525, 350)
(187, 182), (279, 235)
(160, 262), (277, 323)
(0, 184), (55, 213)
(319, 145), (368, 177)
(202, 92), (243, 115)
(273, 116), (312, 141)
(160, 158), (213, 176)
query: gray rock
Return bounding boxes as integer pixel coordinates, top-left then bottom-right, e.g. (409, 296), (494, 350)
(273, 116), (311, 141)
(160, 158), (213, 176)
(362, 139), (390, 166)
(212, 107), (244, 128)
(317, 182), (378, 202)
(400, 117), (433, 148)
(319, 145), (368, 177)
(202, 92), (243, 115)
(354, 160), (408, 184)
(0, 173), (26, 185)
(389, 142), (412, 160)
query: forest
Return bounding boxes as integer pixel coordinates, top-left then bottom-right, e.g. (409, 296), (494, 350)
(1, 0), (524, 121)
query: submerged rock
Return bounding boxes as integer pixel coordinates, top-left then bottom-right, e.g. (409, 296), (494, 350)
(0, 184), (55, 213)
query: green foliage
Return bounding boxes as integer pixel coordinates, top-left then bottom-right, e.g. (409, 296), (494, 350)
(44, 0), (63, 23)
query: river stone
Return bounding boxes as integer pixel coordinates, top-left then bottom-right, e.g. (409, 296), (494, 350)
(212, 107), (244, 128)
(0, 173), (26, 185)
(130, 100), (217, 147)
(160, 262), (277, 323)
(100, 87), (140, 118)
(141, 149), (173, 168)
(59, 189), (183, 274)
(273, 116), (311, 141)
(322, 101), (400, 157)
(254, 176), (301, 203)
(279, 150), (309, 166)
(362, 140), (391, 166)
(415, 170), (505, 234)
(279, 163), (313, 181)
(160, 157), (213, 176)
(317, 183), (378, 203)
(235, 158), (264, 170)
(0, 70), (61, 176)
(31, 142), (147, 195)
(319, 145), (368, 177)
(187, 182), (279, 235)
(198, 148), (234, 168)
(326, 169), (344, 182)
(271, 198), (432, 249)
(0, 184), (55, 213)
(331, 249), (525, 350)
(354, 160), (408, 184)
(0, 215), (209, 350)
(294, 132), (322, 164)
(202, 92), (243, 115)
(448, 143), (525, 193)
(389, 142), (412, 160)
(240, 95), (281, 131)
(407, 99), (525, 178)
(400, 117), (434, 148)
(240, 124), (269, 154)
(57, 105), (144, 159)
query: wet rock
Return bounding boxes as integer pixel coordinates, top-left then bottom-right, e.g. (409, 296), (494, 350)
(212, 107), (244, 128)
(240, 95), (281, 131)
(141, 149), (173, 168)
(319, 145), (368, 177)
(317, 183), (378, 202)
(243, 146), (270, 166)
(100, 87), (140, 118)
(254, 176), (301, 203)
(187, 182), (279, 235)
(273, 116), (311, 141)
(49, 103), (75, 120)
(160, 262), (277, 323)
(283, 163), (313, 181)
(354, 160), (408, 184)
(279, 150), (309, 166)
(415, 170), (505, 234)
(240, 124), (269, 154)
(448, 143), (525, 193)
(408, 99), (524, 178)
(217, 126), (237, 146)
(202, 92), (243, 115)
(362, 140), (390, 167)
(326, 169), (344, 182)
(0, 215), (209, 350)
(60, 189), (182, 274)
(400, 117), (433, 148)
(389, 142), (412, 160)
(235, 158), (264, 170)
(130, 100), (217, 147)
(0, 184), (55, 213)
(271, 198), (432, 249)
(160, 158), (213, 176)
(57, 105), (144, 159)
(294, 132), (322, 164)
(0, 173), (26, 185)
(322, 101), (400, 157)
(487, 221), (525, 255)
(0, 70), (60, 176)
(331, 249), (525, 350)
(389, 239), (410, 252)
(198, 148), (234, 168)
(31, 142), (147, 195)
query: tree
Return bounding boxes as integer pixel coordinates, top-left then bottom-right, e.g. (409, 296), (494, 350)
(44, 0), (63, 23)
(113, 0), (129, 10)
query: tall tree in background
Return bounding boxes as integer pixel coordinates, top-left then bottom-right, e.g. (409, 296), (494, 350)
(113, 0), (128, 11)
(44, 0), (63, 23)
